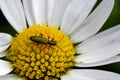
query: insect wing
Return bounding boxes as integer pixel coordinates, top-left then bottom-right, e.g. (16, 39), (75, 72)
(30, 36), (48, 43)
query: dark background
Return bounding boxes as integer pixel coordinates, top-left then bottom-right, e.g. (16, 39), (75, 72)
(0, 0), (120, 74)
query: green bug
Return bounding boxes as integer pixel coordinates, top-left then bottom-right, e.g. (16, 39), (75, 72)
(30, 36), (56, 46)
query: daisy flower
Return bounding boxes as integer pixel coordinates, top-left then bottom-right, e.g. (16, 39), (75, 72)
(0, 0), (120, 80)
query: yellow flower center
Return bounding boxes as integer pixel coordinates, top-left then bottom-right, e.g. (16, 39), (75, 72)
(6, 24), (75, 80)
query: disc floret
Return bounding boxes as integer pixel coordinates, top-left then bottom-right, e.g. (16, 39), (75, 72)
(7, 24), (75, 80)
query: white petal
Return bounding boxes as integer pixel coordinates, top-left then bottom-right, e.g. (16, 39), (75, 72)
(75, 55), (120, 67)
(22, 0), (36, 26)
(75, 44), (120, 63)
(0, 0), (27, 32)
(76, 24), (120, 53)
(71, 0), (114, 43)
(32, 0), (47, 24)
(47, 0), (71, 28)
(0, 33), (12, 46)
(0, 33), (11, 56)
(0, 74), (25, 80)
(0, 44), (10, 53)
(0, 51), (6, 58)
(61, 0), (96, 35)
(66, 69), (120, 80)
(0, 60), (13, 76)
(61, 72), (96, 80)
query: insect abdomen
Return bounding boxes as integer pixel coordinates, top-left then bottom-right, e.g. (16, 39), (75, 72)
(30, 36), (56, 46)
(30, 36), (48, 43)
